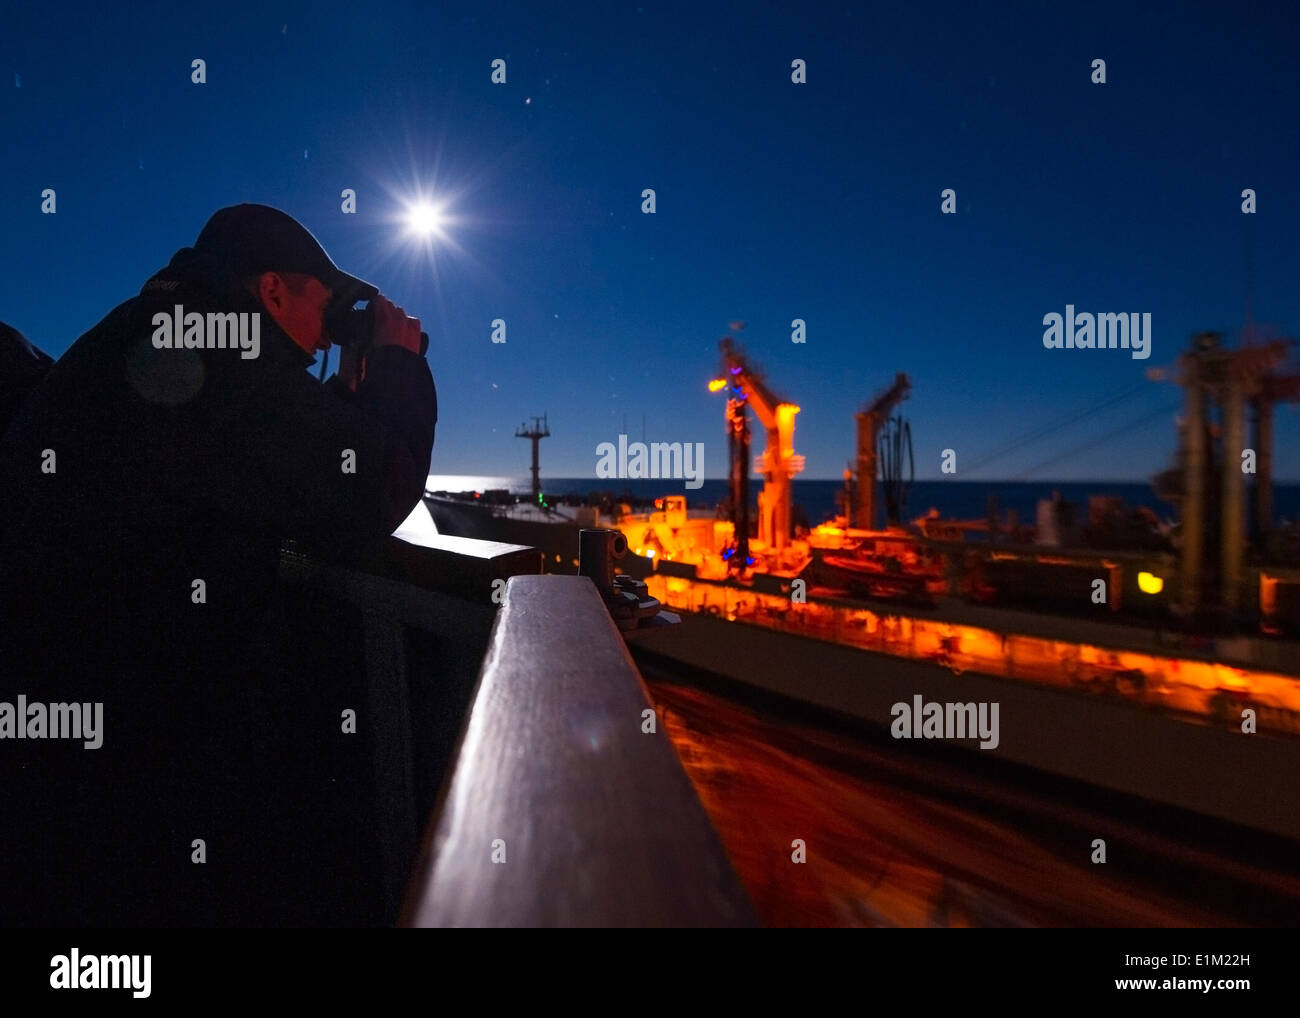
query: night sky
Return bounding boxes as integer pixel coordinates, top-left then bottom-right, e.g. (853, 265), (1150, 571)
(3, 1), (1299, 481)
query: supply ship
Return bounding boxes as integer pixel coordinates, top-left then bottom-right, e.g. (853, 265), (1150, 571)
(426, 328), (1300, 825)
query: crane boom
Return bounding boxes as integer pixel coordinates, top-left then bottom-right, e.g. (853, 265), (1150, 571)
(855, 373), (911, 529)
(717, 337), (804, 556)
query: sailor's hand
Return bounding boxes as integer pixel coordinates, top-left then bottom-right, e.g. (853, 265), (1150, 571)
(371, 295), (422, 354)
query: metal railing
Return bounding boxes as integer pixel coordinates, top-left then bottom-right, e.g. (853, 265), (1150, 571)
(399, 574), (756, 927)
(280, 530), (752, 926)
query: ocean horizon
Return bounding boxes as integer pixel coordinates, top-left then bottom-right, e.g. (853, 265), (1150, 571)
(426, 474), (1300, 528)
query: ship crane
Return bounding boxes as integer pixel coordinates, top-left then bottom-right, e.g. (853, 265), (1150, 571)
(855, 373), (911, 530)
(712, 337), (804, 562)
(1156, 333), (1300, 619)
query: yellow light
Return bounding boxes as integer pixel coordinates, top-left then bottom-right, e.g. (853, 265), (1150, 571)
(646, 549), (655, 558)
(708, 379), (728, 392)
(1138, 571), (1164, 595)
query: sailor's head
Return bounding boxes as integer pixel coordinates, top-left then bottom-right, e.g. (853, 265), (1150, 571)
(244, 271), (335, 355)
(194, 204), (377, 356)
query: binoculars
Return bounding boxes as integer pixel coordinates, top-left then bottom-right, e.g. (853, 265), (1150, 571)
(327, 300), (430, 358)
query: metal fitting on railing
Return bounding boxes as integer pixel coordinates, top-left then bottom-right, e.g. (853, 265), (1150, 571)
(579, 528), (678, 631)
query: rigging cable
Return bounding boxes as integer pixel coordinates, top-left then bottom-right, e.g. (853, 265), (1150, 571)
(965, 379), (1153, 476)
(1012, 399), (1183, 480)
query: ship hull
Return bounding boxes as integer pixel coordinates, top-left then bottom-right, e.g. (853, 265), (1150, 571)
(626, 611), (1300, 841)
(425, 495), (588, 574)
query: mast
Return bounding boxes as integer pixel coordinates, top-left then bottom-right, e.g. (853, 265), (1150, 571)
(515, 414), (550, 501)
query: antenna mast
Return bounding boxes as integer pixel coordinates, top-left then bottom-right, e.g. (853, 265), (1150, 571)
(516, 414), (551, 501)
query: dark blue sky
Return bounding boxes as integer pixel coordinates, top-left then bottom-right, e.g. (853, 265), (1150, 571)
(4, 1), (1299, 481)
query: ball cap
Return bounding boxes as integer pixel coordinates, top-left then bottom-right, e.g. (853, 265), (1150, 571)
(194, 203), (378, 307)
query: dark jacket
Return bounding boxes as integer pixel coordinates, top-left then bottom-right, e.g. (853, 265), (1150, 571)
(0, 245), (436, 671)
(0, 247), (437, 925)
(0, 322), (54, 439)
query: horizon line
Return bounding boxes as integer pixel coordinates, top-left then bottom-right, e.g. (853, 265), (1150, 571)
(426, 474), (1300, 486)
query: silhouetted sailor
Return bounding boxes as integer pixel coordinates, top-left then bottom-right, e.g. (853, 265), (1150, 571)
(0, 204), (437, 925)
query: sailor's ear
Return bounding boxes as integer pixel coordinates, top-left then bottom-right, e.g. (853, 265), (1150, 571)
(251, 271), (288, 309)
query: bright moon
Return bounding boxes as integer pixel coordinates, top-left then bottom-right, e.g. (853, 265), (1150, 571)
(407, 203), (445, 237)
